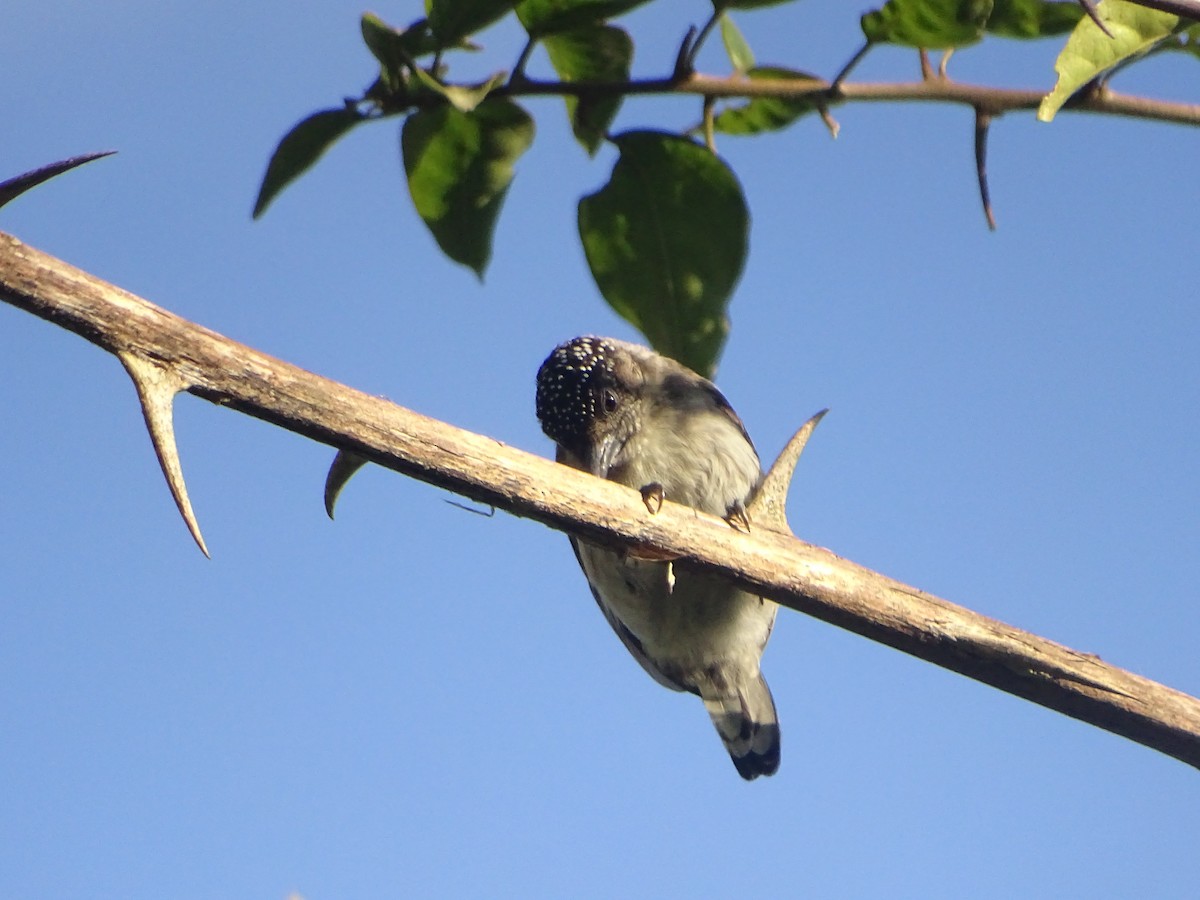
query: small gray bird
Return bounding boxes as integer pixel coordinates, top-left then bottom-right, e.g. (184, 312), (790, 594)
(536, 336), (780, 779)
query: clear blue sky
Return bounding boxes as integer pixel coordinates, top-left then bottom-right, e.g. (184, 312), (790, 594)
(4, 2), (1199, 897)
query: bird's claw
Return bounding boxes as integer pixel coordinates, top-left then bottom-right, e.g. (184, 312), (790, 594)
(640, 482), (665, 515)
(724, 500), (752, 534)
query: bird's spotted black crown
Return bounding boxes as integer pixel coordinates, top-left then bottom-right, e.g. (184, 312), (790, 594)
(535, 336), (620, 451)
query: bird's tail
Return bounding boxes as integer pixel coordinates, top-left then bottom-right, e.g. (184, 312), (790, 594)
(701, 674), (781, 780)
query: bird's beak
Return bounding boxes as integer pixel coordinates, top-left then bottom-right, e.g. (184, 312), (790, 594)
(591, 431), (623, 479)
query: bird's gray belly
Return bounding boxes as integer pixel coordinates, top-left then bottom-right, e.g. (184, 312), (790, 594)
(576, 542), (774, 676)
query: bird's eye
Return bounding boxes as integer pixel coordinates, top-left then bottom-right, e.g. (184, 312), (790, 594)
(600, 388), (619, 415)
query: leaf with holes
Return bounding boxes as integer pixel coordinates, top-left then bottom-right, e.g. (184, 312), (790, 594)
(1038, 0), (1178, 122)
(401, 99), (535, 278)
(577, 131), (748, 378)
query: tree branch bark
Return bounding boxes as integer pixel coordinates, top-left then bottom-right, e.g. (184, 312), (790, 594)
(495, 74), (1200, 128)
(3, 230), (1200, 770)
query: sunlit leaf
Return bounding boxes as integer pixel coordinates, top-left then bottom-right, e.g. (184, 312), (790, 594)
(986, 0), (1082, 38)
(720, 12), (756, 74)
(577, 130), (749, 377)
(401, 99), (535, 277)
(253, 107), (364, 218)
(861, 0), (995, 48)
(516, 0), (652, 35)
(713, 67), (821, 135)
(1038, 0), (1178, 122)
(543, 24), (633, 154)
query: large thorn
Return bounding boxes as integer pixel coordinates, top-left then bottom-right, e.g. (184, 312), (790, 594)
(747, 409), (828, 535)
(119, 351), (209, 557)
(974, 108), (997, 231)
(324, 449), (368, 518)
(0, 152), (116, 211)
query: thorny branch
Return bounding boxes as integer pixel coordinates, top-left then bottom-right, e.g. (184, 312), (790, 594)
(498, 73), (1200, 127)
(2, 231), (1200, 771)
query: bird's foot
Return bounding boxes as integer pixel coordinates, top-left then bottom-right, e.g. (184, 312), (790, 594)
(640, 482), (665, 515)
(724, 500), (752, 534)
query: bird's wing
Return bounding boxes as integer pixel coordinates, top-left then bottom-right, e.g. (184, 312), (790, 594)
(568, 536), (693, 695)
(705, 381), (756, 455)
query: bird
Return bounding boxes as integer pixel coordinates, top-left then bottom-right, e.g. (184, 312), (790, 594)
(535, 335), (780, 779)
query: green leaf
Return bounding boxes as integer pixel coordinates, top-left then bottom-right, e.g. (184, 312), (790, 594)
(577, 131), (749, 377)
(516, 0), (652, 36)
(1163, 22), (1200, 59)
(986, 0), (1082, 38)
(428, 0), (516, 45)
(361, 14), (438, 76)
(861, 0), (995, 48)
(401, 99), (535, 277)
(1038, 0), (1178, 122)
(254, 107), (364, 218)
(543, 24), (633, 154)
(719, 12), (755, 74)
(713, 66), (821, 135)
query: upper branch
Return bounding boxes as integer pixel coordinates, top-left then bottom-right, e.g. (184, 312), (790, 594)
(2, 230), (1200, 770)
(498, 73), (1200, 127)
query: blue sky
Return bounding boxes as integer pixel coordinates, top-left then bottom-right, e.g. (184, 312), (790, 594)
(3, 2), (1199, 898)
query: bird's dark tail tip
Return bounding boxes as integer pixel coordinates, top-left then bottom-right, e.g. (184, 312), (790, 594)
(703, 674), (781, 780)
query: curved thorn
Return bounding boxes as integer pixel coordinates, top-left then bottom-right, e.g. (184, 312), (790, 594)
(673, 25), (698, 80)
(747, 408), (828, 535)
(975, 107), (997, 231)
(324, 449), (369, 519)
(831, 40), (872, 91)
(0, 151), (116, 211)
(1078, 0), (1114, 38)
(118, 351), (210, 557)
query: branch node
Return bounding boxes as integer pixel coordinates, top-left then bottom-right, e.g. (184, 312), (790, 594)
(118, 351), (210, 557)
